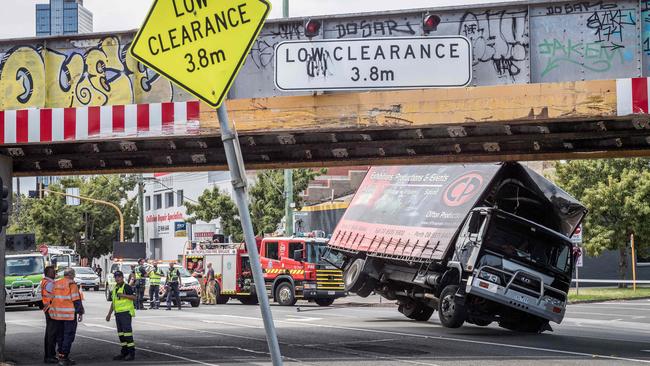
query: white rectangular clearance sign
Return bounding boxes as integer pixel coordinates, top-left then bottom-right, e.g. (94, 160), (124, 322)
(274, 37), (472, 91)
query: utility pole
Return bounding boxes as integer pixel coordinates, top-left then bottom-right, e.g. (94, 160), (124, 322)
(283, 0), (289, 17)
(282, 0), (293, 237)
(284, 170), (294, 236)
(138, 177), (145, 245)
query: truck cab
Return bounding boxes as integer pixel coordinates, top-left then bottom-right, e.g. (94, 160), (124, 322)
(5, 253), (45, 308)
(260, 236), (346, 306)
(448, 208), (573, 331)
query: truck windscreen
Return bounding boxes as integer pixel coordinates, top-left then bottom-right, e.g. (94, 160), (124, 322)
(6, 257), (44, 276)
(307, 243), (344, 267)
(484, 215), (572, 274)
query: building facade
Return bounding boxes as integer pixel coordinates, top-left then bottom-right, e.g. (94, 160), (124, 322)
(135, 172), (236, 261)
(36, 0), (93, 37)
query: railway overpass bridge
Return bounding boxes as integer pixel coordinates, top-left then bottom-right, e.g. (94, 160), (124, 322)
(2, 0), (650, 359)
(0, 0), (648, 176)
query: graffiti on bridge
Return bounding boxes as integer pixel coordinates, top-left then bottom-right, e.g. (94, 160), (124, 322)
(458, 9), (529, 80)
(0, 36), (173, 110)
(333, 19), (415, 39)
(586, 9), (635, 44)
(249, 22), (303, 70)
(545, 1), (618, 15)
(538, 39), (626, 77)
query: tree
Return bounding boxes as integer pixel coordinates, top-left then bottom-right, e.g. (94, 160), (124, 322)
(186, 168), (325, 239)
(249, 169), (325, 235)
(185, 187), (242, 241)
(10, 175), (138, 260)
(554, 159), (650, 285)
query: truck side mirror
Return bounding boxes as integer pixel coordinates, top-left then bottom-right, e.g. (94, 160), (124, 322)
(293, 249), (304, 262)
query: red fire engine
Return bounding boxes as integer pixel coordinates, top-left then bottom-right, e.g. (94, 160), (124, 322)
(184, 236), (346, 306)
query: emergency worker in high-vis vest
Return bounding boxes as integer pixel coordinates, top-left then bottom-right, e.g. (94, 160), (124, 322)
(41, 265), (60, 364)
(106, 270), (137, 361)
(50, 268), (84, 366)
(148, 263), (164, 309)
(134, 258), (147, 310)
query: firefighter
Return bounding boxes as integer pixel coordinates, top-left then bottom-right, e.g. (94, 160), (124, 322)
(165, 262), (182, 311)
(41, 265), (60, 364)
(106, 270), (137, 361)
(148, 263), (164, 309)
(206, 262), (216, 305)
(134, 259), (148, 310)
(50, 268), (84, 366)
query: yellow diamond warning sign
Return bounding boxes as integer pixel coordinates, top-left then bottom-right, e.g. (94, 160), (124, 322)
(130, 0), (271, 108)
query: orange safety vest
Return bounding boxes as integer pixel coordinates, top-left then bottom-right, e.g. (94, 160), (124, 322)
(48, 278), (81, 321)
(40, 277), (55, 312)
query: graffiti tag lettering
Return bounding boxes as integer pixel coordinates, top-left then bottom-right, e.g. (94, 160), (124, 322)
(538, 38), (624, 77)
(0, 36), (173, 110)
(458, 9), (529, 80)
(334, 20), (415, 39)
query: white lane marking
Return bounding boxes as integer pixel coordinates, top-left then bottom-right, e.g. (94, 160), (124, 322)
(185, 345), (268, 355)
(201, 320), (262, 329)
(266, 319), (650, 364)
(566, 311), (643, 318)
(82, 323), (115, 331)
(571, 305), (650, 311)
(285, 315), (323, 322)
(76, 334), (220, 366)
(134, 319), (315, 365)
(205, 314), (650, 364)
(11, 320), (219, 366)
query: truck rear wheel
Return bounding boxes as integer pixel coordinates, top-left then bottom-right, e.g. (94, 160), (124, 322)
(315, 298), (335, 307)
(215, 284), (230, 304)
(275, 282), (297, 306)
(438, 285), (466, 328)
(398, 299), (435, 321)
(344, 258), (367, 293)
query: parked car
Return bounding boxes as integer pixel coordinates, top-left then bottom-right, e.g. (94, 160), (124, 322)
(58, 266), (100, 291)
(148, 263), (201, 308)
(105, 261), (201, 307)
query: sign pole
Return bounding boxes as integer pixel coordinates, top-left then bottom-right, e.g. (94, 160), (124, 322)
(631, 233), (637, 292)
(217, 104), (283, 366)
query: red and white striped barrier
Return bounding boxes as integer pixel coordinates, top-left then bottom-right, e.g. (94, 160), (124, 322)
(617, 78), (650, 116)
(0, 101), (201, 145)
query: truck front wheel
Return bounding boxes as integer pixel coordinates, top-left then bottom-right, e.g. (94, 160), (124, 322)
(438, 285), (466, 328)
(275, 282), (297, 306)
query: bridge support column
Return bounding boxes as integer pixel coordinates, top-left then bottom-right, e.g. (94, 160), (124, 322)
(0, 155), (12, 362)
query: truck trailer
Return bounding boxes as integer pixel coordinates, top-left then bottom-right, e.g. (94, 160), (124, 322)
(329, 163), (586, 333)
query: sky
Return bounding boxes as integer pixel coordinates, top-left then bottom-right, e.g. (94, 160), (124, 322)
(0, 0), (500, 40)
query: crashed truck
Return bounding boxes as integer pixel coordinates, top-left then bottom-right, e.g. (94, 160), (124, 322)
(328, 163), (586, 333)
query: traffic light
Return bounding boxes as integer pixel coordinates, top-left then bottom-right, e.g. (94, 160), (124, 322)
(304, 19), (321, 38)
(0, 177), (9, 227)
(423, 14), (441, 33)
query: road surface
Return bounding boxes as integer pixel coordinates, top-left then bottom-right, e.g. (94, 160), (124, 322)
(5, 292), (650, 365)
